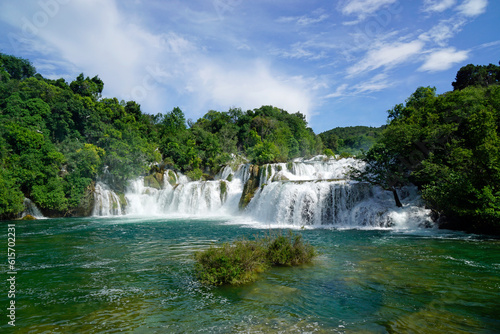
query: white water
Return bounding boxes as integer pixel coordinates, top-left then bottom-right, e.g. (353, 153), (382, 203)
(124, 169), (244, 217)
(93, 182), (122, 216)
(93, 157), (433, 229)
(22, 198), (45, 219)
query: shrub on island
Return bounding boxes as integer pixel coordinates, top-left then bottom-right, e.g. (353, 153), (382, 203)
(194, 232), (316, 285)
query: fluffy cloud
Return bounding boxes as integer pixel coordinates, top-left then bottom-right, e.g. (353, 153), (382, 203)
(457, 0), (488, 16)
(194, 60), (315, 118)
(419, 48), (469, 71)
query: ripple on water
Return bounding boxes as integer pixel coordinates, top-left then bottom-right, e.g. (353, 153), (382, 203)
(4, 218), (500, 333)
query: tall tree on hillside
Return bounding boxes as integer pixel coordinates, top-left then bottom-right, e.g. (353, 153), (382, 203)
(452, 63), (500, 91)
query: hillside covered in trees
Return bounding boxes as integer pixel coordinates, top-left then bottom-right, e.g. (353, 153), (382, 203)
(0, 53), (322, 219)
(320, 125), (384, 156)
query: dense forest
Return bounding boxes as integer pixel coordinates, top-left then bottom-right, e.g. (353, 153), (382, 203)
(320, 125), (385, 155)
(352, 62), (500, 234)
(0, 53), (322, 219)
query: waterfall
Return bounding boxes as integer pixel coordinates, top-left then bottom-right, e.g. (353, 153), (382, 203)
(93, 182), (123, 216)
(22, 198), (45, 219)
(91, 157), (433, 229)
(125, 169), (244, 217)
(245, 181), (430, 228)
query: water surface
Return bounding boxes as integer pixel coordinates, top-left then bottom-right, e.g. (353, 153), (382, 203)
(1, 217), (499, 333)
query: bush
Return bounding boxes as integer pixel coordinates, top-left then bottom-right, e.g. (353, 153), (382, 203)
(194, 232), (316, 285)
(194, 239), (269, 285)
(186, 168), (203, 181)
(266, 232), (316, 266)
(323, 148), (334, 157)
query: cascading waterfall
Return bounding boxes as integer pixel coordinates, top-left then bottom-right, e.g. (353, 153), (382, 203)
(22, 198), (45, 218)
(93, 182), (122, 216)
(259, 156), (365, 184)
(246, 180), (430, 228)
(92, 157), (433, 229)
(125, 169), (244, 216)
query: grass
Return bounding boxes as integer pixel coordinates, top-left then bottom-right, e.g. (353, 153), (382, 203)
(194, 231), (317, 285)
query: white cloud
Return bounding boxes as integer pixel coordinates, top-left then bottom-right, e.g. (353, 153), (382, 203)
(347, 40), (425, 76)
(340, 0), (398, 19)
(325, 73), (391, 99)
(353, 73), (391, 93)
(418, 18), (466, 46)
(274, 41), (328, 60)
(457, 0), (488, 16)
(193, 60), (315, 118)
(423, 0), (457, 12)
(419, 48), (469, 71)
(277, 12), (329, 26)
(325, 84), (349, 98)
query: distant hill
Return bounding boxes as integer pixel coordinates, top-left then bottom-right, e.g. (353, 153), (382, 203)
(319, 125), (385, 155)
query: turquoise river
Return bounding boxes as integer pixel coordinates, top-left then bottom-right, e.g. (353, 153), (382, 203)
(1, 216), (500, 333)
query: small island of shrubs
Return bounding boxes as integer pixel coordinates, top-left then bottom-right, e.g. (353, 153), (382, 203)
(194, 231), (316, 285)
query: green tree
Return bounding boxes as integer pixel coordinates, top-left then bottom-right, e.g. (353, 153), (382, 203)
(452, 63), (500, 91)
(0, 53), (36, 80)
(0, 168), (24, 218)
(70, 73), (104, 99)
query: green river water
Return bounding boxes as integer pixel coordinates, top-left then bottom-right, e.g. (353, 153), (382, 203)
(1, 217), (499, 333)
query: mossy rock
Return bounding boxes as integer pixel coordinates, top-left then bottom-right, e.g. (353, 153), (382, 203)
(239, 165), (260, 210)
(21, 214), (36, 220)
(226, 173), (233, 182)
(144, 174), (162, 190)
(220, 181), (228, 203)
(154, 172), (164, 185)
(167, 170), (177, 186)
(266, 165), (272, 179)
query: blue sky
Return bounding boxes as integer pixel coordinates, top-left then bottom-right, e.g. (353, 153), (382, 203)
(0, 0), (498, 133)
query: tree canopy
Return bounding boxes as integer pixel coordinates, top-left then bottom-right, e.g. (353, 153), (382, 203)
(320, 125), (384, 155)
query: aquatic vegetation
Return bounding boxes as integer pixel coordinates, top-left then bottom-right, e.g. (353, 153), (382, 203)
(194, 232), (317, 285)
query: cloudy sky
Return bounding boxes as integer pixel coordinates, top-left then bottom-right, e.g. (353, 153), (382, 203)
(0, 0), (498, 132)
